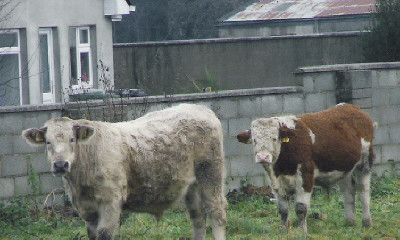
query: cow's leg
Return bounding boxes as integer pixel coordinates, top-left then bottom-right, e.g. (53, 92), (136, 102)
(185, 183), (207, 240)
(277, 195), (290, 233)
(85, 219), (98, 240)
(82, 212), (100, 240)
(354, 165), (373, 227)
(338, 173), (356, 226)
(261, 163), (279, 198)
(294, 191), (311, 234)
(96, 202), (122, 240)
(195, 162), (227, 240)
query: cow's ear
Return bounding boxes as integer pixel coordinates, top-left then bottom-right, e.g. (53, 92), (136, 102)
(279, 126), (295, 143)
(22, 127), (47, 145)
(75, 125), (95, 142)
(237, 129), (252, 144)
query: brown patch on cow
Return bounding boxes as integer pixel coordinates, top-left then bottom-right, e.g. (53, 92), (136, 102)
(300, 104), (374, 173)
(274, 120), (313, 180)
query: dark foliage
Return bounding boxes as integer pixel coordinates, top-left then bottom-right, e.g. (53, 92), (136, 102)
(113, 0), (255, 43)
(362, 0), (400, 62)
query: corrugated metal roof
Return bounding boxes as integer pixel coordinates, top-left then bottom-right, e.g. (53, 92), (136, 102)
(224, 0), (376, 22)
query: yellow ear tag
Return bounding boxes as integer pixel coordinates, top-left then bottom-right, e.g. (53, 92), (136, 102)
(36, 135), (43, 143)
(281, 137), (290, 143)
(83, 130), (87, 139)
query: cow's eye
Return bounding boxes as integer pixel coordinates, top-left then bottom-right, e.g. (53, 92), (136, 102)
(272, 138), (277, 142)
(70, 138), (76, 143)
(253, 139), (257, 145)
(46, 141), (51, 145)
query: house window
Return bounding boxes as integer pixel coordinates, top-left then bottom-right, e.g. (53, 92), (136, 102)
(0, 30), (21, 106)
(69, 26), (93, 89)
(39, 28), (55, 103)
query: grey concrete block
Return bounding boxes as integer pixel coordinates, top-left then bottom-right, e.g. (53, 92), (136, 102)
(229, 156), (254, 177)
(0, 136), (14, 155)
(224, 137), (253, 157)
(305, 93), (328, 113)
(0, 114), (23, 135)
(224, 159), (231, 178)
(389, 88), (400, 105)
(261, 95), (283, 115)
(39, 173), (64, 194)
(282, 94), (304, 114)
(1, 155), (28, 177)
(30, 153), (49, 174)
(252, 175), (268, 187)
(372, 89), (389, 107)
(14, 176), (32, 196)
(381, 145), (400, 162)
(389, 126), (400, 144)
(352, 98), (372, 109)
(379, 106), (400, 125)
(376, 70), (399, 87)
(22, 112), (53, 129)
(373, 145), (382, 163)
(193, 101), (213, 111)
(220, 119), (229, 139)
(238, 97), (262, 118)
(351, 71), (372, 89)
(314, 72), (335, 92)
(215, 100), (239, 119)
(374, 127), (390, 145)
(352, 89), (372, 99)
(302, 75), (314, 93)
(373, 162), (400, 178)
(0, 178), (14, 198)
(326, 92), (337, 107)
(228, 118), (252, 138)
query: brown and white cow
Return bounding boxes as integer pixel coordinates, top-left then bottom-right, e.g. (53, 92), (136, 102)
(237, 103), (374, 234)
(23, 104), (227, 240)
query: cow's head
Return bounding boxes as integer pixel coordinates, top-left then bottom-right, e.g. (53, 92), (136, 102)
(22, 117), (95, 177)
(238, 117), (296, 164)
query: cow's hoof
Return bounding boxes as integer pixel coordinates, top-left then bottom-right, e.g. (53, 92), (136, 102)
(362, 218), (372, 227)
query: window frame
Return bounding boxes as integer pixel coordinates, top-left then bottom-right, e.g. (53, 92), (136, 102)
(39, 28), (56, 104)
(71, 26), (93, 89)
(0, 29), (22, 106)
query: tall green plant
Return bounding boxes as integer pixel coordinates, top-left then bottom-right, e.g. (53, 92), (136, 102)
(27, 154), (40, 204)
(362, 0), (400, 62)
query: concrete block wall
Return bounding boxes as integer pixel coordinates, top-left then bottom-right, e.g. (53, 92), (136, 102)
(296, 62), (400, 177)
(2, 62), (400, 202)
(0, 106), (64, 204)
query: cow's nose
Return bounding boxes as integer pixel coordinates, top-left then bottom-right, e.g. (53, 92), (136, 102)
(256, 154), (271, 163)
(53, 161), (69, 172)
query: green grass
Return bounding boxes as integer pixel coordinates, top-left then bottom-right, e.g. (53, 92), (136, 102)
(1, 176), (399, 239)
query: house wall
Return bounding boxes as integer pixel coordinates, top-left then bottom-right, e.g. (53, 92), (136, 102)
(1, 62), (400, 204)
(1, 0), (115, 104)
(113, 32), (363, 96)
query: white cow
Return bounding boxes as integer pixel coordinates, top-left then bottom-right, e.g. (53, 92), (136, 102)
(23, 104), (227, 240)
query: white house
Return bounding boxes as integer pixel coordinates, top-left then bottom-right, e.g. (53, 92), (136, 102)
(0, 0), (134, 106)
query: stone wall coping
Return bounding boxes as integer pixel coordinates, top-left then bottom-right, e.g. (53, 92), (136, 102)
(0, 87), (303, 114)
(113, 32), (362, 47)
(295, 62), (400, 74)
